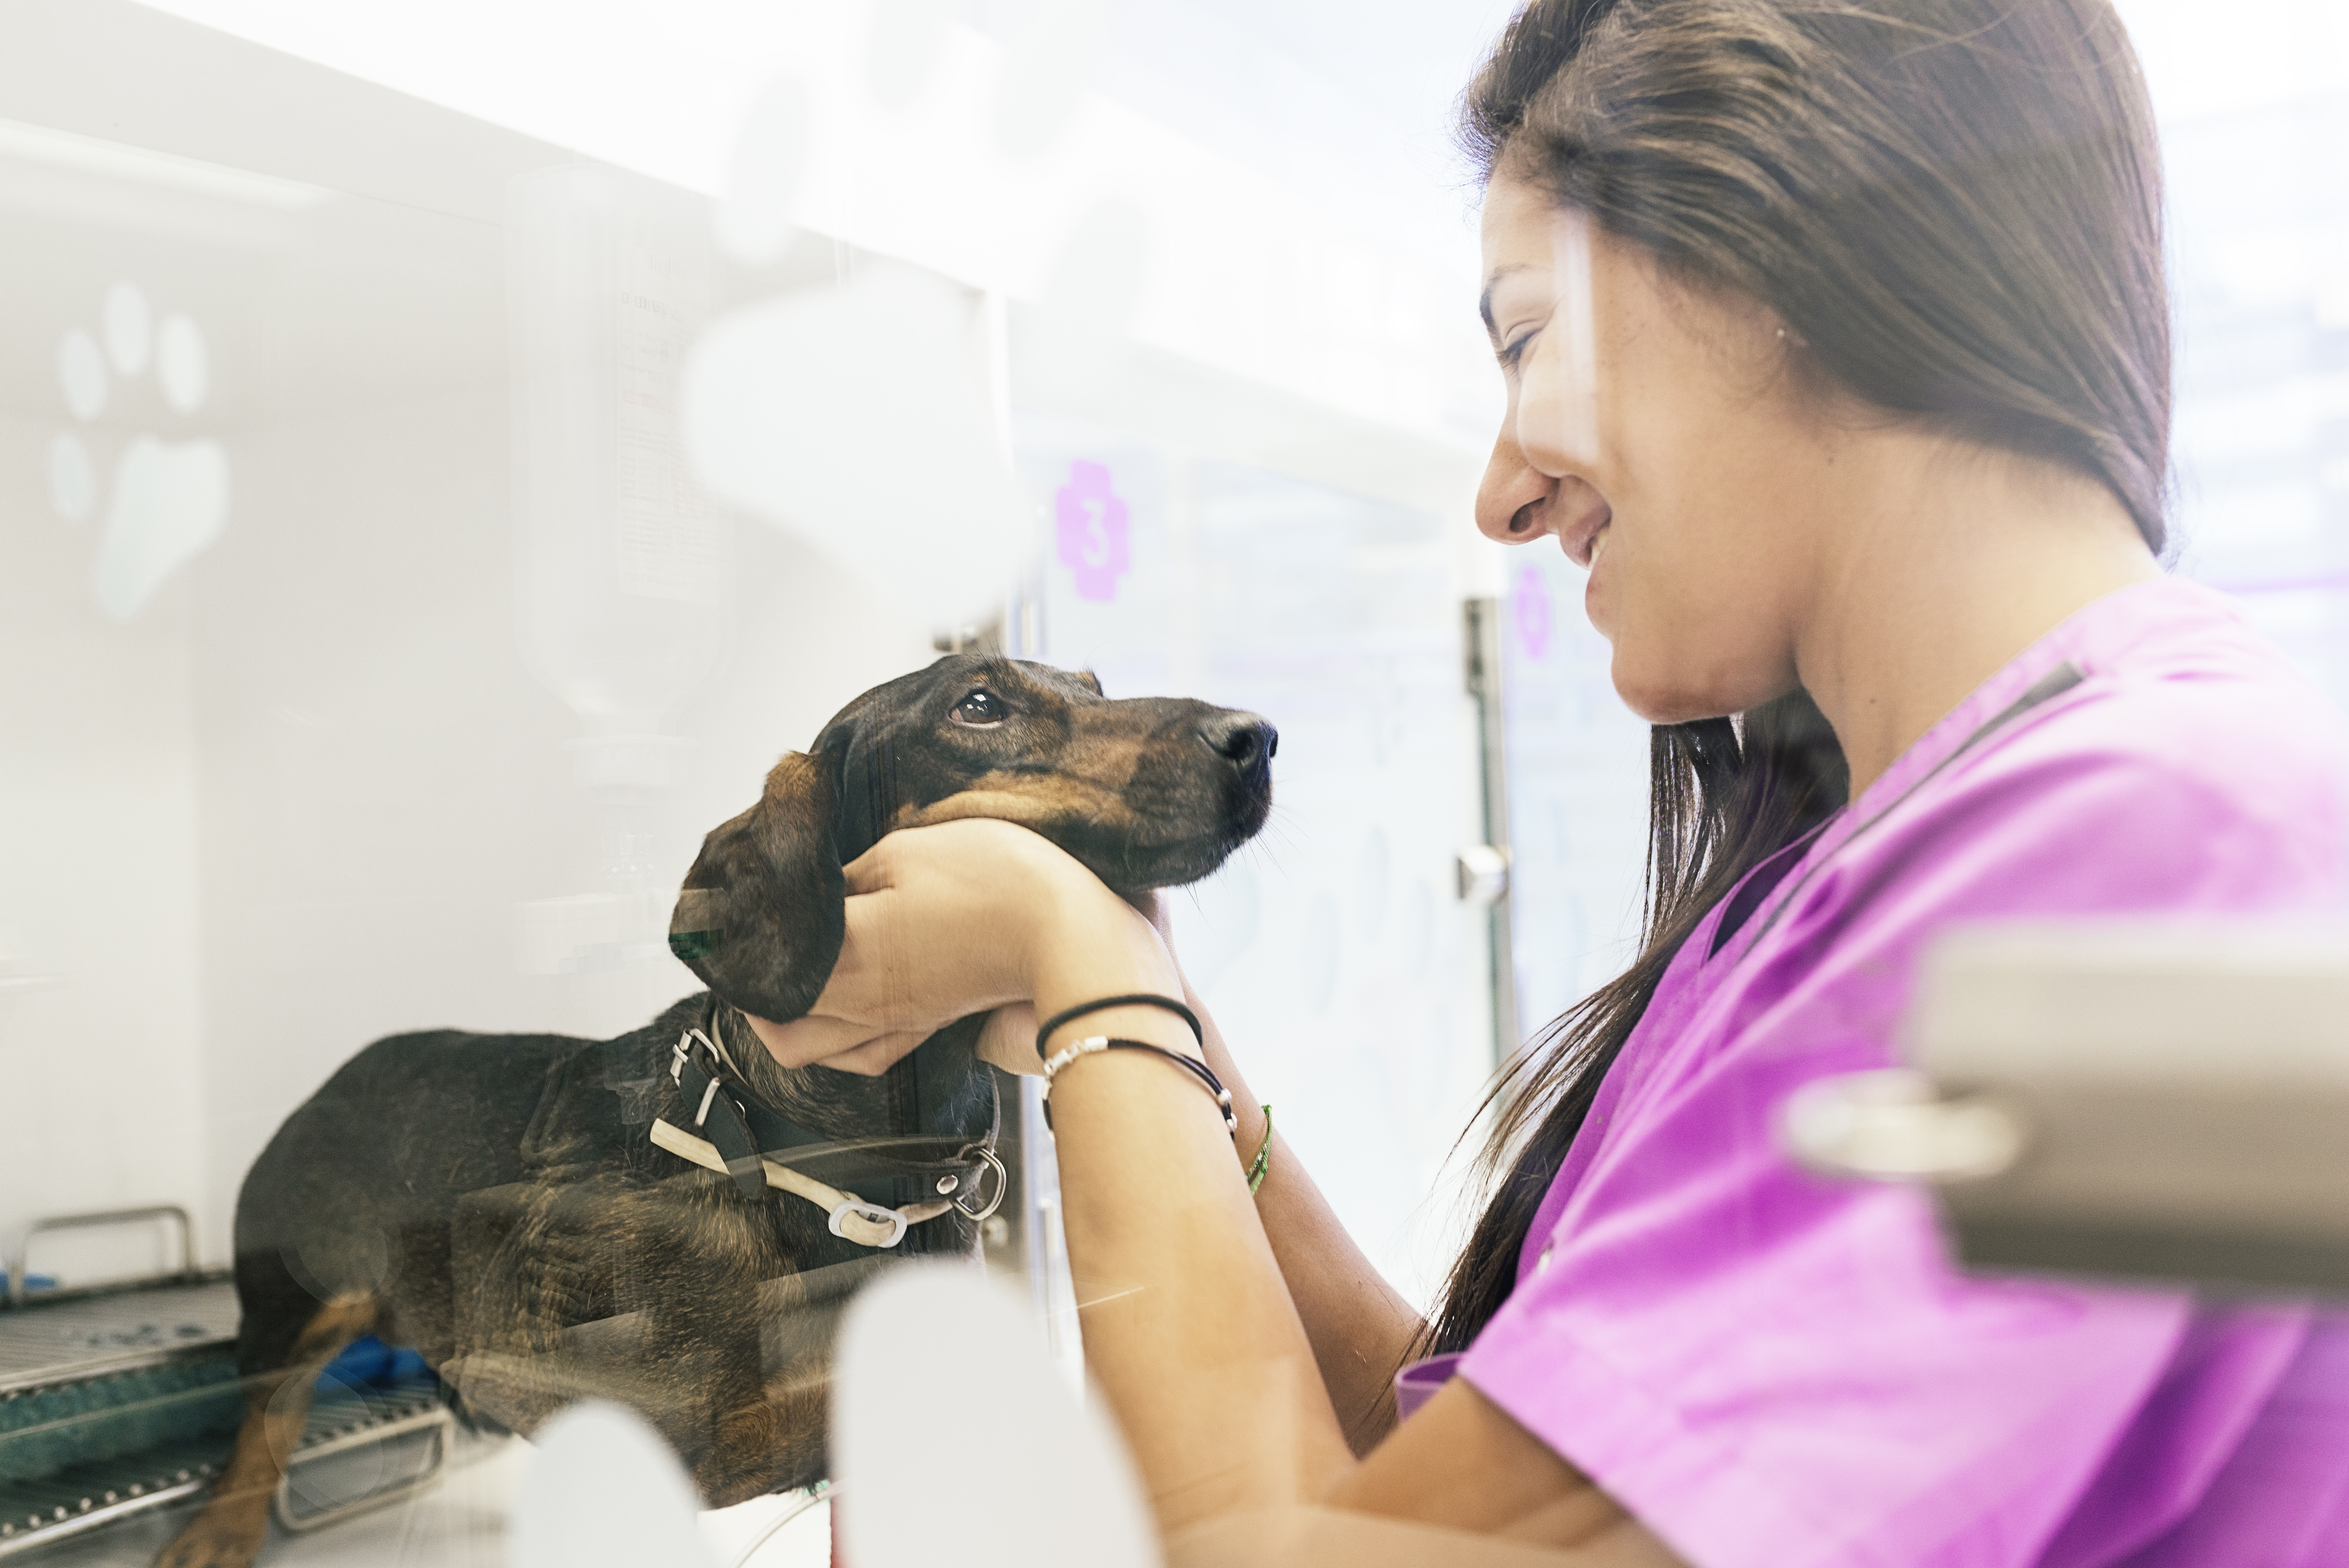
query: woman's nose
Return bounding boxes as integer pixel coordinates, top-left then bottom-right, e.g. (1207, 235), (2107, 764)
(1515, 337), (1599, 478)
(1476, 433), (1556, 545)
(1478, 342), (1602, 547)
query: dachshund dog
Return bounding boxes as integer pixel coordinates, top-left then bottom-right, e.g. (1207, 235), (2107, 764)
(159, 655), (1275, 1568)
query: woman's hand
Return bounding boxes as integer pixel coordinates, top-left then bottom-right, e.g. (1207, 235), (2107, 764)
(965, 891), (1174, 1077)
(739, 818), (1180, 1077)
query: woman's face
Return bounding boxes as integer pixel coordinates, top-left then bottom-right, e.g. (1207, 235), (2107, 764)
(1476, 167), (1832, 724)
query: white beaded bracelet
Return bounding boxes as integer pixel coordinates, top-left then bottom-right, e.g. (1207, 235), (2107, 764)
(1040, 1034), (1239, 1139)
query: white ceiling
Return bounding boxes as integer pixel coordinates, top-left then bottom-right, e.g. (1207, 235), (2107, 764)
(7, 0), (2340, 441)
(2115, 0), (2349, 123)
(91, 0), (2349, 307)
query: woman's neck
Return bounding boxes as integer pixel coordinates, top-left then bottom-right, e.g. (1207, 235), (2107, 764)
(1792, 433), (2160, 796)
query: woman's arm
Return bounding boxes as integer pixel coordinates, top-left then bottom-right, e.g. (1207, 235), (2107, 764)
(749, 821), (1678, 1557)
(1080, 893), (1425, 1450)
(1034, 892), (1672, 1556)
(1175, 966), (1424, 1454)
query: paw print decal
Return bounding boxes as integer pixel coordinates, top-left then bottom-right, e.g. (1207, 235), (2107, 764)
(46, 282), (229, 620)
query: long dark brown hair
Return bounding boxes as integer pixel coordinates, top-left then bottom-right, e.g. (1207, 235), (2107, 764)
(1427, 0), (2171, 1353)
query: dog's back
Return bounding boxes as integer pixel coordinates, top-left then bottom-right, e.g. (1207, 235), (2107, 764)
(233, 1025), (595, 1377)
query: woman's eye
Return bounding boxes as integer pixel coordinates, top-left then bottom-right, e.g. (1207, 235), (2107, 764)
(1498, 330), (1536, 370)
(951, 690), (1006, 727)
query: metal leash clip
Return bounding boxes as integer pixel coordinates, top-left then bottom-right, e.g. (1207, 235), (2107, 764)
(945, 1145), (1009, 1222)
(827, 1197), (910, 1249)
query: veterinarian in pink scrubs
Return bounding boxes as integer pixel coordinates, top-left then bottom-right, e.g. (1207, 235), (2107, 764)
(749, 0), (2349, 1562)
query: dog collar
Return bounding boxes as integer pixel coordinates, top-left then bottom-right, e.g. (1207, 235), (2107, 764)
(654, 1023), (1005, 1249)
(683, 1014), (1007, 1201)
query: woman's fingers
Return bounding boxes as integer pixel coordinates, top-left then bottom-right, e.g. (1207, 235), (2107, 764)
(1124, 887), (1170, 941)
(739, 1009), (939, 1077)
(812, 1030), (937, 1078)
(738, 820), (1167, 1077)
(741, 1010), (875, 1069)
(838, 833), (903, 898)
(977, 1003), (1043, 1076)
(838, 816), (1063, 896)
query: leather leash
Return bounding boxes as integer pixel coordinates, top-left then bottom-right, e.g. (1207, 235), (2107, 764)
(652, 1012), (1004, 1250)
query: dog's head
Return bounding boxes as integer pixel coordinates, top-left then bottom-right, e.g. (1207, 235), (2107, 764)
(668, 656), (1276, 1023)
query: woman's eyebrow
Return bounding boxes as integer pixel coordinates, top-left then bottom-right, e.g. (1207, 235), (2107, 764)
(1479, 262), (1537, 337)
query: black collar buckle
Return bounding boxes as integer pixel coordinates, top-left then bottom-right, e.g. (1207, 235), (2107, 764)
(667, 1017), (1005, 1222)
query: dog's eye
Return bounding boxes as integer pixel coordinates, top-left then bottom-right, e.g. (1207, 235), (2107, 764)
(950, 690), (1006, 727)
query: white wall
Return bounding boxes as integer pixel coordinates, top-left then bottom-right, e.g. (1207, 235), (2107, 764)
(0, 0), (1507, 1293)
(187, 385), (934, 1265)
(0, 409), (210, 1281)
(3, 366), (935, 1276)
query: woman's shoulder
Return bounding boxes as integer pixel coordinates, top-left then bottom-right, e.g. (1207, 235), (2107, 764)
(1952, 578), (2349, 829)
(1786, 581), (2349, 934)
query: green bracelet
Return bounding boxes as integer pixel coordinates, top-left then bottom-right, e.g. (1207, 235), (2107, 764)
(1246, 1105), (1273, 1195)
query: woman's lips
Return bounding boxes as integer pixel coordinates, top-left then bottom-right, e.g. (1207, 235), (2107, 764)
(1581, 530), (1611, 634)
(1564, 511), (1611, 569)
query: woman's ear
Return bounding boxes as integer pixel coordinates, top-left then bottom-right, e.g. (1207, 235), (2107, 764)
(668, 750), (845, 1023)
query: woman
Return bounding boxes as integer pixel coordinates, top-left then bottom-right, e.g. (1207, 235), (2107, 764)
(754, 0), (2349, 1561)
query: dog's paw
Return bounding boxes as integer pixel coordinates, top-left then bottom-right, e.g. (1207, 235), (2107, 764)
(155, 1500), (269, 1568)
(46, 281), (228, 620)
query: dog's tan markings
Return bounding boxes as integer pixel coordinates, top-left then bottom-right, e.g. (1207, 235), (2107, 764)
(156, 1293), (380, 1568)
(892, 775), (1138, 835)
(763, 749), (826, 804)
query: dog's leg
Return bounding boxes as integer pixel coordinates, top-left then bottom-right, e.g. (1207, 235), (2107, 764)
(156, 1292), (379, 1568)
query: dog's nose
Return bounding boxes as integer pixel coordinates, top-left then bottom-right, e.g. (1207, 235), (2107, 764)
(1201, 713), (1278, 770)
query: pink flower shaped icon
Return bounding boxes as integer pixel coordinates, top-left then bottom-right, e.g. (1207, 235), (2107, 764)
(1055, 460), (1130, 602)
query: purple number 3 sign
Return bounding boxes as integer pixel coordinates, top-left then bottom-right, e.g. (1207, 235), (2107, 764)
(1055, 460), (1130, 603)
(1513, 563), (1554, 659)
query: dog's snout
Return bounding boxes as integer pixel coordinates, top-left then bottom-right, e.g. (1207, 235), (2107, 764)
(1201, 713), (1278, 771)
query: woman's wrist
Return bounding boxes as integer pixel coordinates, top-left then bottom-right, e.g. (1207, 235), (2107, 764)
(1021, 871), (1186, 1045)
(1184, 981), (1271, 1183)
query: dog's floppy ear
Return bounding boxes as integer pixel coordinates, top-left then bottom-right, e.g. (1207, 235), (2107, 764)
(668, 750), (844, 1023)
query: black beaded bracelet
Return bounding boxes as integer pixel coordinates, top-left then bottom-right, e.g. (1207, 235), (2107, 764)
(1034, 992), (1203, 1060)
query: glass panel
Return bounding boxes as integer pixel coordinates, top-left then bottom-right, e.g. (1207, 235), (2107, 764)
(2169, 94), (2349, 698)
(0, 7), (1505, 1559)
(1499, 552), (1647, 1038)
(7, 2), (2346, 1564)
(1018, 417), (1496, 1297)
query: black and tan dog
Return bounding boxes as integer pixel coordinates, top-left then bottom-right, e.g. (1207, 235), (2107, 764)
(160, 655), (1274, 1568)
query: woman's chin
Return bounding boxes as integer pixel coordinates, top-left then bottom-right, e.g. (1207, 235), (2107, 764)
(1608, 667), (1672, 724)
(1611, 664), (1735, 727)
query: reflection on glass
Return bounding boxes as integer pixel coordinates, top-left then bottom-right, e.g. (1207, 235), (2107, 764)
(1021, 415), (1494, 1303)
(12, 2), (2348, 1565)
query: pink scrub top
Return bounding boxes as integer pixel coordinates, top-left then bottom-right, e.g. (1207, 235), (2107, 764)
(1456, 579), (2349, 1567)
